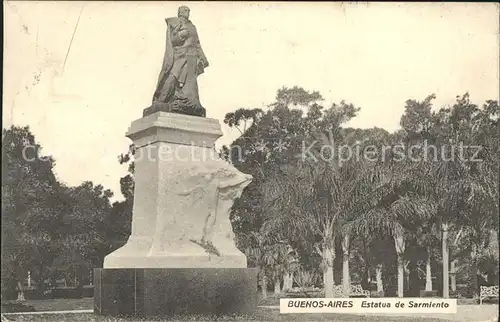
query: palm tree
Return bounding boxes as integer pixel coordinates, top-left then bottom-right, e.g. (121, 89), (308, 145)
(449, 228), (463, 292)
(420, 95), (500, 298)
(265, 152), (384, 297)
(346, 149), (437, 298)
(261, 241), (292, 295)
(408, 214), (440, 293)
(341, 233), (351, 295)
(351, 196), (435, 297)
(421, 228), (440, 293)
(264, 121), (431, 298)
(281, 246), (300, 292)
(245, 229), (297, 297)
(244, 231), (271, 299)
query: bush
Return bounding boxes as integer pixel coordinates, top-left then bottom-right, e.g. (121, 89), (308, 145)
(24, 288), (46, 300)
(293, 270), (316, 290)
(82, 285), (94, 298)
(419, 290), (438, 297)
(2, 285), (94, 300)
(1, 275), (18, 300)
(51, 286), (83, 299)
(1, 302), (36, 313)
(450, 290), (466, 299)
(1, 288), (17, 301)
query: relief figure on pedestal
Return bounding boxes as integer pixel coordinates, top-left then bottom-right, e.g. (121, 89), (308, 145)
(148, 163), (252, 257)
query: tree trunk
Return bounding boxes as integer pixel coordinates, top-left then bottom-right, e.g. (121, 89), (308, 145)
(469, 243), (479, 298)
(16, 281), (25, 301)
(261, 274), (267, 299)
(361, 267), (369, 290)
(342, 234), (350, 295)
(282, 273), (289, 292)
(274, 279), (281, 294)
(323, 244), (335, 298)
(290, 272), (294, 289)
(376, 264), (384, 293)
(442, 223), (449, 298)
(393, 230), (405, 298)
(334, 238), (342, 286)
(404, 262), (410, 289)
(408, 260), (420, 297)
(362, 236), (371, 289)
(397, 257), (404, 297)
(450, 260), (457, 292)
(425, 249), (433, 291)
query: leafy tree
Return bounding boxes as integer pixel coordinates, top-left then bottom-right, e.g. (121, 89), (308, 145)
(227, 87), (324, 253)
(2, 126), (120, 298)
(258, 96), (383, 298)
(2, 126), (59, 299)
(56, 181), (113, 287)
(105, 144), (136, 255)
(394, 93), (499, 298)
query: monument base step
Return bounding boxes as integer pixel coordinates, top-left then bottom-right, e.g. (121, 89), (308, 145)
(103, 245), (248, 268)
(93, 268), (258, 317)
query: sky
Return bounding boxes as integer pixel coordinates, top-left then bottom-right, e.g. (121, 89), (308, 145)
(3, 1), (499, 201)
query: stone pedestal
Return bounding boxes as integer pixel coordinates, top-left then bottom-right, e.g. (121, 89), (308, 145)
(104, 112), (251, 268)
(96, 112), (256, 317)
(94, 268), (258, 317)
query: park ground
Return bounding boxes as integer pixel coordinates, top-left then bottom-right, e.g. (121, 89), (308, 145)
(1, 298), (498, 322)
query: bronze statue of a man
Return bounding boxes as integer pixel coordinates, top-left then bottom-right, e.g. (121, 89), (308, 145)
(146, 6), (209, 117)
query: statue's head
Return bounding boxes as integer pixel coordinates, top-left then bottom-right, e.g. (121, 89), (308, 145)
(178, 6), (190, 19)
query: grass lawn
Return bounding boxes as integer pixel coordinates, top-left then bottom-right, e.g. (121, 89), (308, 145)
(2, 310), (450, 322)
(2, 294), (493, 312)
(2, 298), (497, 321)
